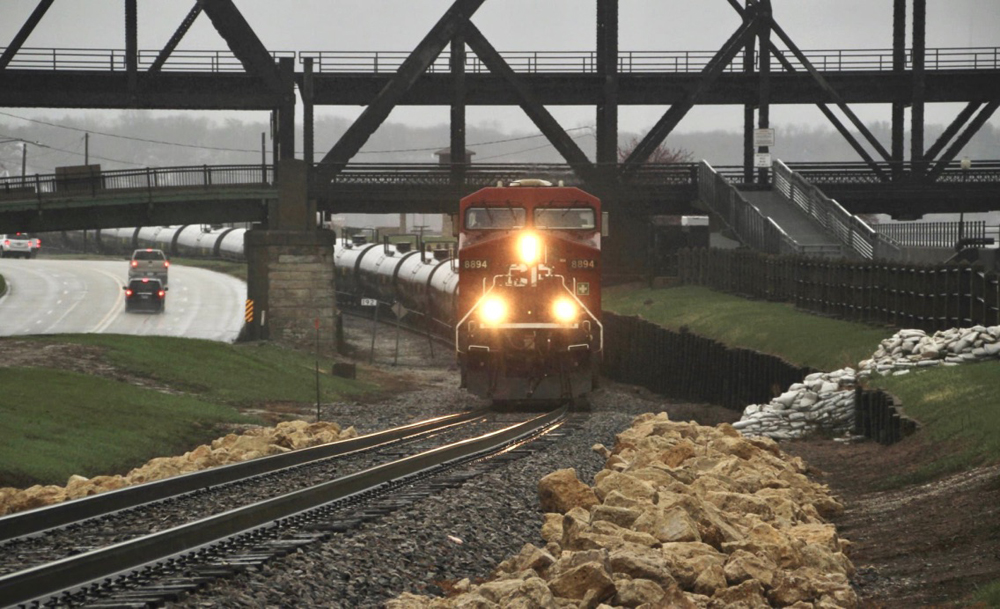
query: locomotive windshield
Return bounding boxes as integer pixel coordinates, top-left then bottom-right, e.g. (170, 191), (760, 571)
(465, 206), (526, 229)
(534, 207), (596, 230)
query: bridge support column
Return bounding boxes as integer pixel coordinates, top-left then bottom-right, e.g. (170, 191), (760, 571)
(244, 159), (337, 355)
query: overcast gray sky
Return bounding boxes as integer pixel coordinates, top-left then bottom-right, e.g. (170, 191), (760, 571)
(2, 0), (999, 135)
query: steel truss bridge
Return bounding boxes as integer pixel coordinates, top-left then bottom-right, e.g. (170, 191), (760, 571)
(1, 0), (999, 246)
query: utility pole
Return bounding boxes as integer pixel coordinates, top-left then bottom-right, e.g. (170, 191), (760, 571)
(21, 142), (27, 182)
(85, 132), (89, 164)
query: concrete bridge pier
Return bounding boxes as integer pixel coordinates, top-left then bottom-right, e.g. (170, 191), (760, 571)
(244, 159), (337, 355)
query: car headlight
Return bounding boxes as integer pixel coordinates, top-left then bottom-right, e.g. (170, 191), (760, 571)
(552, 297), (578, 323)
(479, 296), (507, 325)
(518, 233), (541, 265)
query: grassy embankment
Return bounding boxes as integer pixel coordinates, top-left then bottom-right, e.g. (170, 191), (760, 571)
(604, 284), (1000, 482)
(0, 334), (376, 488)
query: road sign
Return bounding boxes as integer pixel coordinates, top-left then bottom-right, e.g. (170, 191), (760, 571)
(391, 302), (407, 319)
(753, 128), (775, 147)
(754, 153), (772, 168)
(361, 298), (378, 307)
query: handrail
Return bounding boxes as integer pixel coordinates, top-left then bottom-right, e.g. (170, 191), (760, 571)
(0, 164), (276, 200)
(1, 46), (997, 73)
(698, 160), (801, 256)
(772, 160), (902, 261)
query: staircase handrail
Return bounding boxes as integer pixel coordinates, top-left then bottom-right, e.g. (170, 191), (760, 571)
(699, 161), (801, 256)
(772, 159), (902, 260)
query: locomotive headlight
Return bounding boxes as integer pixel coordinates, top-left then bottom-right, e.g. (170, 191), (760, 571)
(479, 296), (507, 325)
(552, 297), (578, 323)
(518, 233), (541, 264)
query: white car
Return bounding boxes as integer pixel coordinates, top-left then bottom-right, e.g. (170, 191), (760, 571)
(0, 233), (33, 259)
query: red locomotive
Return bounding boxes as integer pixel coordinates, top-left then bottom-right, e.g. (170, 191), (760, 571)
(456, 179), (603, 403)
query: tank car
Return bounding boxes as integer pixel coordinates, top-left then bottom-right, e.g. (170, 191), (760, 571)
(455, 179), (602, 402)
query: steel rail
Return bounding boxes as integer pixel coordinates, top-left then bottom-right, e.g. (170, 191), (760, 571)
(0, 406), (566, 608)
(0, 408), (489, 542)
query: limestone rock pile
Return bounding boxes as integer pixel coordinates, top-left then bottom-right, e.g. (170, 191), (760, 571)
(732, 369), (857, 440)
(0, 420), (357, 517)
(858, 325), (1000, 378)
(736, 324), (1000, 441)
(388, 412), (855, 609)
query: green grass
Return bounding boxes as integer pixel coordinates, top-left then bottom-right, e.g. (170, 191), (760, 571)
(1, 334), (378, 487)
(28, 334), (373, 407)
(0, 368), (251, 486)
(168, 257), (247, 281)
(606, 283), (1000, 481)
(970, 579), (1000, 607)
(603, 285), (889, 371)
(0, 272), (6, 296)
(869, 363), (1000, 483)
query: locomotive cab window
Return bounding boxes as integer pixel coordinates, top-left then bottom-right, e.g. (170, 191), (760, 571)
(465, 206), (526, 230)
(534, 207), (596, 230)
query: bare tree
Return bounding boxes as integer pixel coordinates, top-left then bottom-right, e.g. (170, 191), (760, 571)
(617, 136), (693, 164)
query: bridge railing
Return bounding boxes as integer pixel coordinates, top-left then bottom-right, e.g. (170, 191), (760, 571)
(0, 165), (274, 201)
(874, 221), (988, 248)
(300, 47), (1000, 74)
(773, 160), (902, 261)
(0, 47), (295, 72)
(3, 46), (997, 73)
(314, 163), (699, 187)
(788, 160), (1000, 185)
(698, 160), (801, 256)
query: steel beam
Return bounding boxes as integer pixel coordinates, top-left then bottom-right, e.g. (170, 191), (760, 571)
(596, 0), (619, 177)
(924, 102), (980, 163)
(126, 0), (137, 96)
(742, 1), (755, 183)
(891, 0), (906, 168)
(450, 34), (466, 185)
(149, 2), (204, 74)
(727, 1), (886, 177)
(200, 0), (284, 94)
(303, 58), (315, 166)
(756, 0), (771, 186)
(316, 0), (487, 180)
(767, 20), (891, 162)
(277, 59), (295, 161)
(0, 0), (55, 70)
(912, 0), (927, 171)
(464, 23), (595, 182)
(927, 101), (999, 180)
(622, 6), (758, 176)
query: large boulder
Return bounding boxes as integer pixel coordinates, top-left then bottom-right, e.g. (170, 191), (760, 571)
(538, 468), (599, 514)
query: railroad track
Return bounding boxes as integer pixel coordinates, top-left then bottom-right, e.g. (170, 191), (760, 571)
(0, 406), (571, 608)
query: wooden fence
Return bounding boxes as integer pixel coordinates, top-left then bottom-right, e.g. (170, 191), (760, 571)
(601, 313), (814, 411)
(601, 312), (915, 445)
(675, 248), (1000, 331)
(854, 388), (919, 444)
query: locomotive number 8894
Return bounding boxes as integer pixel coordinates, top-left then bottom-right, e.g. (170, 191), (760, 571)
(456, 179), (603, 404)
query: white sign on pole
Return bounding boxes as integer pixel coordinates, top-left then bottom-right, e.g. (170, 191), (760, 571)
(754, 153), (772, 168)
(753, 128), (775, 147)
(361, 298), (378, 307)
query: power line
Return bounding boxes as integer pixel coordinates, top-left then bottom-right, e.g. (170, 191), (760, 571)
(476, 132), (594, 161)
(0, 110), (596, 157)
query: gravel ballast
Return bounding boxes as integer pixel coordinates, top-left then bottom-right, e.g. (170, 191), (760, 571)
(174, 372), (741, 608)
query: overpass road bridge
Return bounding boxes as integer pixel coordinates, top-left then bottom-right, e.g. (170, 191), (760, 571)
(1, 160), (998, 235)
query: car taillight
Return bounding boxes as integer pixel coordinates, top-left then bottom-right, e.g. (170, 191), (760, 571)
(157, 290), (165, 298)
(3, 240), (8, 247)
(131, 260), (138, 268)
(125, 289), (134, 297)
(163, 261), (170, 268)
(35, 239), (40, 247)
